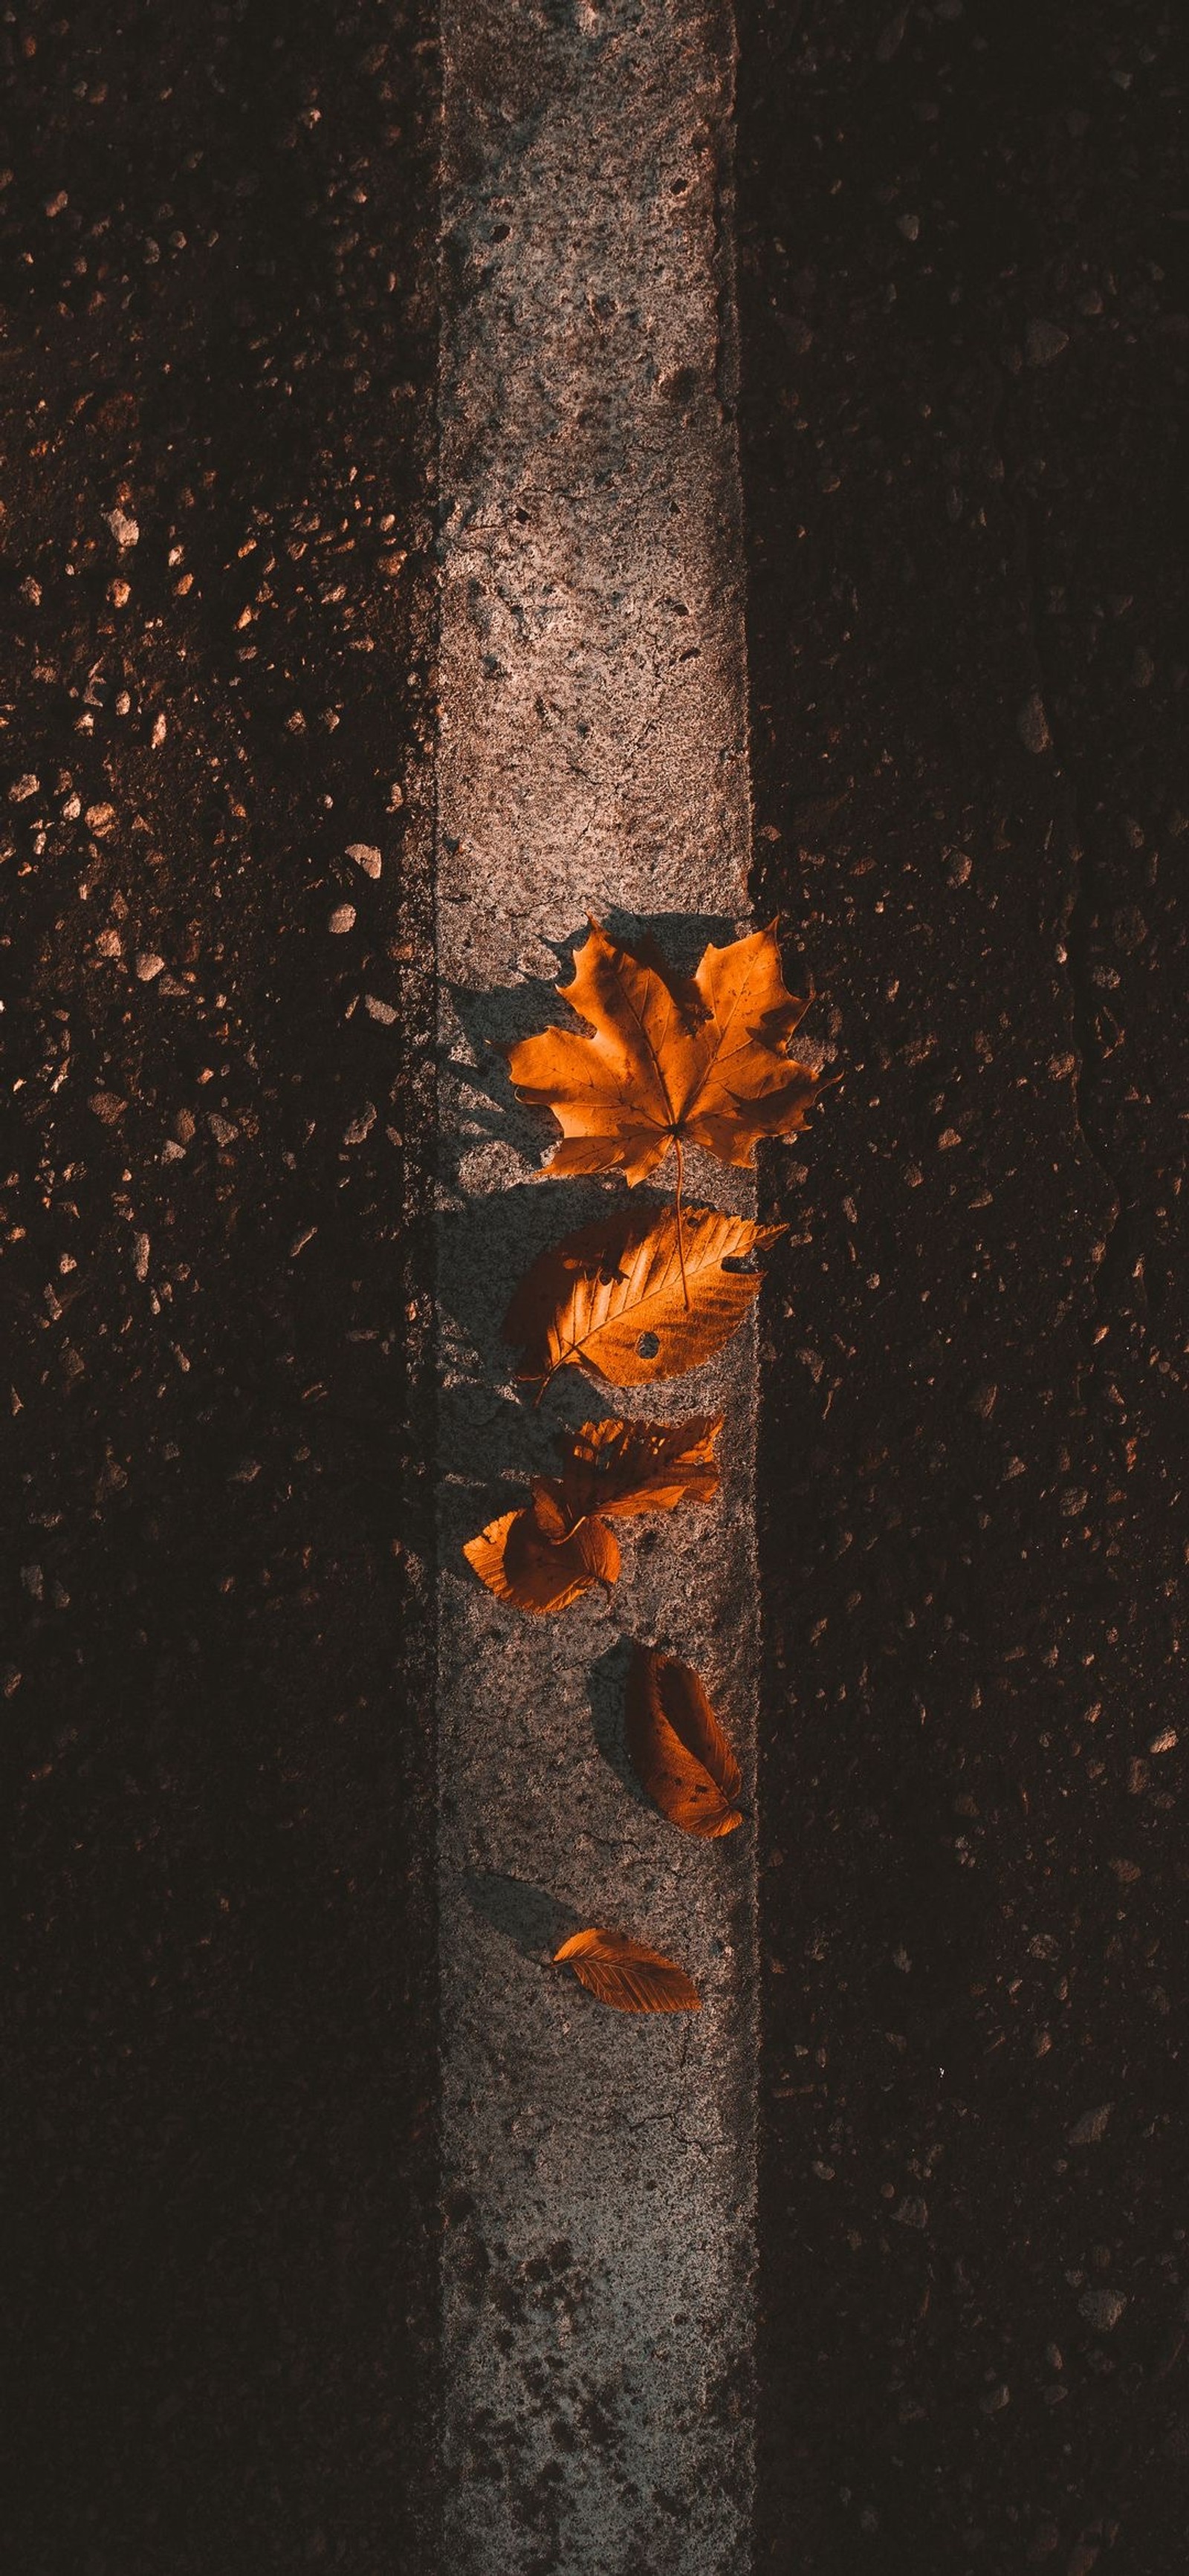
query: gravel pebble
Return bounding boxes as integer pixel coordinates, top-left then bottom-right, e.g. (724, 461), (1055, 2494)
(328, 904), (356, 934)
(874, 8), (908, 59)
(893, 2195), (928, 2230)
(1027, 319), (1070, 366)
(1078, 2287), (1127, 2332)
(1067, 2104), (1112, 2146)
(1017, 692), (1052, 753)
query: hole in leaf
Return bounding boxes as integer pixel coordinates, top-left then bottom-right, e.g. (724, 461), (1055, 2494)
(636, 1331), (661, 1360)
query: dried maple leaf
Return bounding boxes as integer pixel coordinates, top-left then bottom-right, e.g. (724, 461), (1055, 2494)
(554, 1927), (702, 2014)
(505, 917), (822, 1190)
(626, 1646), (744, 1838)
(504, 1202), (784, 1389)
(463, 1414), (722, 1614)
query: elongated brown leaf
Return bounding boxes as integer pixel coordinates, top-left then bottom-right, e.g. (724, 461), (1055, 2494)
(505, 918), (822, 1187)
(462, 1499), (621, 1615)
(626, 1646), (744, 1838)
(504, 1203), (784, 1388)
(554, 1927), (702, 2014)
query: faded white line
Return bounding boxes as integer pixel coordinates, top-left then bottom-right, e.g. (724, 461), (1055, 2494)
(436, 4), (757, 2568)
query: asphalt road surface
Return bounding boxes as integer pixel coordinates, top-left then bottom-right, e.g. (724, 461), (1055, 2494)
(738, 8), (1188, 2567)
(4, 4), (1187, 2573)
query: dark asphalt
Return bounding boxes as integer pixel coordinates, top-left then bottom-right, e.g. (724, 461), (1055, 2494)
(2, 7), (439, 2571)
(739, 4), (1188, 2569)
(3, 4), (1187, 2572)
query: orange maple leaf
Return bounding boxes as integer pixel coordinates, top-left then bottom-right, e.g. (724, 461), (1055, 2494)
(463, 1414), (722, 1615)
(505, 918), (822, 1190)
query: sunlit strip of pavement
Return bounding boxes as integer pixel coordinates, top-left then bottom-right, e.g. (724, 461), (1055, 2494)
(435, 4), (759, 2566)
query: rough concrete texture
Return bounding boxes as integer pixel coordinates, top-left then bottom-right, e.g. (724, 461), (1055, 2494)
(436, 2), (759, 2567)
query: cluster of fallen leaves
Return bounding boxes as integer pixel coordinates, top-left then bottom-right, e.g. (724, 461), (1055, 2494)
(461, 919), (826, 2012)
(464, 1412), (723, 1614)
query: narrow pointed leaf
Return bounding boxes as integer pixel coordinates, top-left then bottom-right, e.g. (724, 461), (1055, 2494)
(626, 1646), (744, 1837)
(554, 1927), (702, 2014)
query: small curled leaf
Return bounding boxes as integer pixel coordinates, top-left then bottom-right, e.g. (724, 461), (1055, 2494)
(554, 1927), (702, 2014)
(463, 1500), (620, 1615)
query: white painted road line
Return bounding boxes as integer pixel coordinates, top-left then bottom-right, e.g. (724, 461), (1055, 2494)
(436, 5), (759, 2568)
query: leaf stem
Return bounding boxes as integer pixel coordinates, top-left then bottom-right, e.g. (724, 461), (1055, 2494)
(673, 1137), (690, 1310)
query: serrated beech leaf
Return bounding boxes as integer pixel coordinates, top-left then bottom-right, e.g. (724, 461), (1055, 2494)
(504, 1203), (784, 1387)
(626, 1646), (744, 1837)
(463, 1415), (721, 1613)
(505, 918), (822, 1187)
(554, 1927), (702, 2014)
